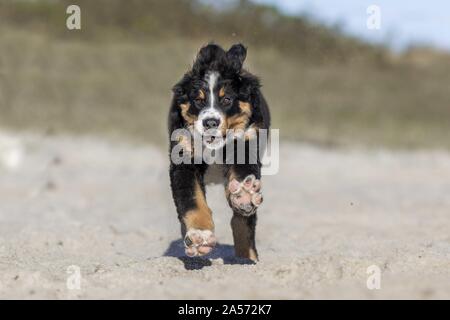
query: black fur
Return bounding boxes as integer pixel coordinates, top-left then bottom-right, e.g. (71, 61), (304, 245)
(168, 43), (270, 260)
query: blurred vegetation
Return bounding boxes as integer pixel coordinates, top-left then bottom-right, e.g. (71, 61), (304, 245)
(0, 0), (387, 63)
(0, 0), (450, 148)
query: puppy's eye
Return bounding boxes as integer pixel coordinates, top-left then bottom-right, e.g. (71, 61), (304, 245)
(194, 97), (204, 105)
(222, 97), (232, 105)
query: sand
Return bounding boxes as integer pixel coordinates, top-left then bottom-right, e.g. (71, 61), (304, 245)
(0, 131), (449, 299)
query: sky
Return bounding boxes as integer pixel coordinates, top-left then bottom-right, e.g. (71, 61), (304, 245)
(252, 0), (450, 51)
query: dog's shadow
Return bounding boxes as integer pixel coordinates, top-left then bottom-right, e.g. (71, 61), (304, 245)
(163, 239), (255, 270)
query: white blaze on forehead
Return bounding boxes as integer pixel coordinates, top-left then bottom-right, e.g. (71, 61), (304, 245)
(207, 71), (219, 109)
(195, 71), (224, 135)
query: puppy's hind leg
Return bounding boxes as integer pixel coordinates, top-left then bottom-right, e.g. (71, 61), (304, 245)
(230, 213), (258, 262)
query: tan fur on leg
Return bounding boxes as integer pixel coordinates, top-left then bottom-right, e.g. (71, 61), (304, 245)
(183, 180), (214, 231)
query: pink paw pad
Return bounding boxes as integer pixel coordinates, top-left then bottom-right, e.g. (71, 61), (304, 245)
(228, 174), (263, 215)
(184, 229), (216, 257)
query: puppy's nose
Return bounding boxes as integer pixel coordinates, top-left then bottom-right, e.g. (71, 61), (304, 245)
(203, 118), (220, 130)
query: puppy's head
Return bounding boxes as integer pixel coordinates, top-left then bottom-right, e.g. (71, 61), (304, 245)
(173, 43), (257, 147)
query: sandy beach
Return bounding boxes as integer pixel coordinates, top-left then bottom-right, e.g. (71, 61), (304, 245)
(0, 132), (449, 299)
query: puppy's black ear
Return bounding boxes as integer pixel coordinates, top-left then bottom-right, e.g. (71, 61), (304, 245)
(172, 73), (191, 103)
(238, 73), (261, 102)
(169, 73), (191, 133)
(172, 84), (184, 97)
(193, 43), (226, 74)
(227, 43), (247, 73)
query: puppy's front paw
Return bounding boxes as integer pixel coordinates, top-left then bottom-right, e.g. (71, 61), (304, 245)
(184, 229), (217, 257)
(228, 174), (263, 216)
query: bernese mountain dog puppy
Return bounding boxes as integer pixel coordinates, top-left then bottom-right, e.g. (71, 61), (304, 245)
(168, 43), (270, 261)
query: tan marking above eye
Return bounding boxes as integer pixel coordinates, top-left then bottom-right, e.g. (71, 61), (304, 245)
(219, 87), (225, 98)
(198, 90), (205, 100)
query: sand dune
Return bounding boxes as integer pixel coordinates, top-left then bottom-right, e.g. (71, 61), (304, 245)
(0, 132), (449, 299)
